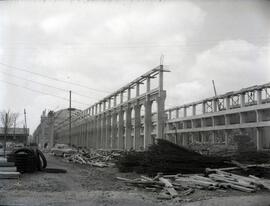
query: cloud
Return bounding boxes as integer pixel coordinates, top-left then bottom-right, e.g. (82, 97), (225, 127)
(191, 40), (269, 92)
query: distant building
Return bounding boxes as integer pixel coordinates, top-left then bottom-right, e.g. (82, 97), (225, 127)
(33, 108), (82, 149)
(0, 127), (29, 145)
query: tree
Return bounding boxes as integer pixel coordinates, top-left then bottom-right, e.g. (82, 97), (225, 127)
(0, 110), (19, 157)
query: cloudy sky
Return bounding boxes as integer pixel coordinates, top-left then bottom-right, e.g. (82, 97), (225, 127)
(0, 0), (269, 133)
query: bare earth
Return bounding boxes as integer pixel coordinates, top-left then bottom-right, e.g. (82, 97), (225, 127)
(0, 154), (270, 206)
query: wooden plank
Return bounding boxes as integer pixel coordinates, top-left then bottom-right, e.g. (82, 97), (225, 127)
(0, 167), (17, 172)
(0, 162), (15, 167)
(159, 177), (178, 198)
(249, 175), (270, 190)
(0, 171), (20, 179)
(231, 160), (248, 171)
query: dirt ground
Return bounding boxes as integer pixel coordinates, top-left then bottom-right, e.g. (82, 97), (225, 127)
(0, 154), (270, 206)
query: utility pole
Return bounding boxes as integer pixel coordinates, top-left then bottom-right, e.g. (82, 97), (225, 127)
(3, 113), (8, 157)
(13, 115), (17, 140)
(69, 90), (71, 146)
(24, 109), (28, 145)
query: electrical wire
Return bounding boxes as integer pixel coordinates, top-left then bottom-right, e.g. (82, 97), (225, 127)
(0, 78), (90, 106)
(0, 62), (110, 94)
(0, 69), (99, 100)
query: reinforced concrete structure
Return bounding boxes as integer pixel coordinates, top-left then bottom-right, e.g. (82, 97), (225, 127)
(54, 65), (167, 150)
(38, 64), (270, 152)
(165, 83), (270, 151)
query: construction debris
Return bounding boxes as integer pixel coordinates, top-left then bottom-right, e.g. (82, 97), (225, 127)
(116, 139), (232, 175)
(117, 167), (270, 200)
(61, 148), (122, 168)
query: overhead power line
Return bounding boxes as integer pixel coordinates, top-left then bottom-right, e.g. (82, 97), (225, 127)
(0, 69), (98, 100)
(0, 62), (110, 94)
(0, 78), (90, 106)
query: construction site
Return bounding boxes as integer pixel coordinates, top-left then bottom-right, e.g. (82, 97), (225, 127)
(1, 1), (270, 206)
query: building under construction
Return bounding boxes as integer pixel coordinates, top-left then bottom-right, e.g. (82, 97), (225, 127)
(33, 64), (270, 152)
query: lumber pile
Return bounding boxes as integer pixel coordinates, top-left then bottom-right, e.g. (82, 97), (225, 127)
(62, 149), (122, 168)
(0, 157), (20, 179)
(117, 174), (194, 200)
(117, 168), (270, 200)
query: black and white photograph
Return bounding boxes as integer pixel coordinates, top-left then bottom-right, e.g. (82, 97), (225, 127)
(0, 0), (270, 205)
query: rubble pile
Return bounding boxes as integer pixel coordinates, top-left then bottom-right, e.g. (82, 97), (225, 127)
(116, 139), (232, 175)
(117, 167), (270, 200)
(63, 149), (122, 168)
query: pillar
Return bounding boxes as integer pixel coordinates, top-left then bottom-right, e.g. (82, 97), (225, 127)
(192, 105), (196, 116)
(125, 105), (132, 150)
(257, 89), (262, 104)
(111, 111), (117, 149)
(144, 99), (152, 148)
(183, 107), (187, 117)
(106, 113), (111, 149)
(101, 113), (106, 148)
(213, 99), (217, 112)
(202, 102), (206, 114)
(134, 104), (142, 150)
(118, 109), (124, 149)
(240, 93), (245, 107)
(226, 97), (230, 110)
(156, 91), (166, 139)
(256, 127), (262, 151)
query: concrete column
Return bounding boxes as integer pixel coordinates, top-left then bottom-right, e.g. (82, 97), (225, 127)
(224, 115), (229, 125)
(192, 105), (196, 116)
(118, 109), (124, 149)
(168, 110), (172, 119)
(201, 118), (205, 127)
(226, 97), (230, 110)
(256, 110), (262, 122)
(159, 65), (164, 92)
(144, 99), (152, 148)
(134, 104), (142, 150)
(125, 106), (132, 150)
(101, 113), (106, 148)
(96, 115), (101, 148)
(120, 92), (123, 104)
(156, 91), (166, 139)
(183, 107), (187, 117)
(202, 102), (206, 114)
(127, 88), (131, 100)
(146, 77), (150, 92)
(256, 127), (262, 151)
(257, 90), (262, 104)
(136, 83), (140, 96)
(240, 112), (244, 124)
(213, 99), (217, 112)
(212, 116), (215, 126)
(105, 113), (111, 149)
(114, 95), (117, 107)
(240, 93), (245, 107)
(176, 109), (179, 118)
(111, 111), (117, 149)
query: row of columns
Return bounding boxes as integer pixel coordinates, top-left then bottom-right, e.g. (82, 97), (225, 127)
(167, 89), (265, 120)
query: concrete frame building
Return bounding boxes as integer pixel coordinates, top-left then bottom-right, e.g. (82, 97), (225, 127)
(165, 83), (270, 151)
(54, 65), (167, 150)
(41, 64), (270, 152)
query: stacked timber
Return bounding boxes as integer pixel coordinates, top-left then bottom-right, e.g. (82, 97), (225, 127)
(62, 149), (122, 168)
(117, 168), (270, 200)
(0, 157), (20, 179)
